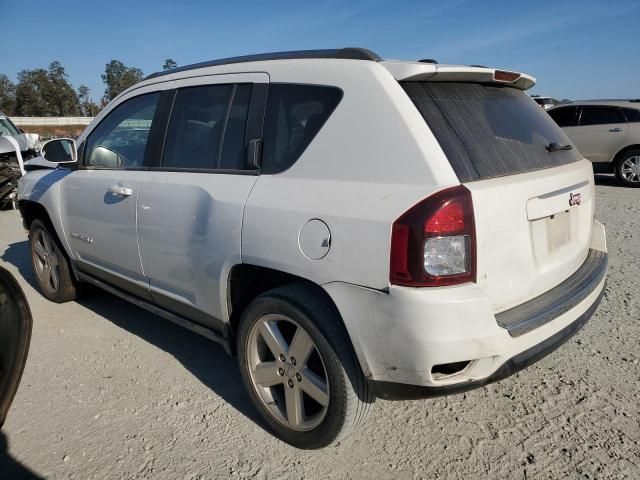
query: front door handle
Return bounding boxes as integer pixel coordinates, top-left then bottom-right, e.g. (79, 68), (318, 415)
(609, 127), (623, 132)
(108, 184), (133, 196)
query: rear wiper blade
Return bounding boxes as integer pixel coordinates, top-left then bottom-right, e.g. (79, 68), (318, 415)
(546, 142), (573, 153)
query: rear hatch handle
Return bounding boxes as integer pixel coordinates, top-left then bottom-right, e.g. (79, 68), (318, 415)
(546, 142), (573, 153)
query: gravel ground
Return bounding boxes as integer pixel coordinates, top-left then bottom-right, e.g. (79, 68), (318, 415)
(0, 174), (638, 479)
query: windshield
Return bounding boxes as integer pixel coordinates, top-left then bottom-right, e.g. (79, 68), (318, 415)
(0, 118), (20, 136)
(402, 82), (580, 182)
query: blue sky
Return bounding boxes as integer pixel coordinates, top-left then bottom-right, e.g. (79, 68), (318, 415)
(2, 0), (639, 102)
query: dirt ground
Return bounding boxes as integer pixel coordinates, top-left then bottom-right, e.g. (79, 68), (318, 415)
(0, 175), (638, 479)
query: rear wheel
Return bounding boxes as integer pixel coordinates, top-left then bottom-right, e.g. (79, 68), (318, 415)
(29, 219), (78, 303)
(615, 149), (640, 187)
(237, 284), (373, 449)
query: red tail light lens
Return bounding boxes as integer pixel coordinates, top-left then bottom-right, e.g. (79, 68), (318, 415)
(390, 185), (476, 287)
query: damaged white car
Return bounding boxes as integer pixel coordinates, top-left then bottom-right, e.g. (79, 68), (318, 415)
(0, 112), (39, 208)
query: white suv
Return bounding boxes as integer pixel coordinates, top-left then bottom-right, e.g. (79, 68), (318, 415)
(17, 48), (608, 449)
(549, 100), (640, 186)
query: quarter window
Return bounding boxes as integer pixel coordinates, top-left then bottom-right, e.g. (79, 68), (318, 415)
(86, 93), (159, 168)
(261, 84), (342, 174)
(579, 106), (625, 126)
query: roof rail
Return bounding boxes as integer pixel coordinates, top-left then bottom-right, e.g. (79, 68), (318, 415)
(145, 48), (382, 80)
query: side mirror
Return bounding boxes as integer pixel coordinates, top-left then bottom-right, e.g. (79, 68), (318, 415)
(89, 146), (123, 168)
(41, 138), (77, 164)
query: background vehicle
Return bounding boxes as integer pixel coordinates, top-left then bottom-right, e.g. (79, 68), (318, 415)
(0, 113), (39, 208)
(0, 113), (39, 160)
(17, 49), (607, 449)
(548, 100), (640, 186)
(531, 95), (560, 110)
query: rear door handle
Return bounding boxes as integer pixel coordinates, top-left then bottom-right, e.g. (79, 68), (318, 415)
(108, 184), (133, 196)
(609, 127), (623, 132)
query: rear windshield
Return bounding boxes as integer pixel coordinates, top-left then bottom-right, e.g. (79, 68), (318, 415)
(402, 82), (580, 182)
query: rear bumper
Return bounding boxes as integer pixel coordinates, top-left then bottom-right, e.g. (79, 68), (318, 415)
(495, 248), (607, 337)
(323, 221), (608, 397)
(369, 284), (604, 400)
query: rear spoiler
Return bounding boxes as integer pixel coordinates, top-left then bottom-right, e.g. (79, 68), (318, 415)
(381, 61), (536, 90)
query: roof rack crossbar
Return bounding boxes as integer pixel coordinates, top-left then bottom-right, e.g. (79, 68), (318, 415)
(145, 48), (381, 80)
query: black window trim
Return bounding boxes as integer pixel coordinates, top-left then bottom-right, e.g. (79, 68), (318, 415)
(79, 91), (164, 172)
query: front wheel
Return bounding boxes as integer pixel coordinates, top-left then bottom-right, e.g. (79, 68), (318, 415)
(237, 284), (373, 449)
(29, 219), (78, 303)
(615, 149), (640, 187)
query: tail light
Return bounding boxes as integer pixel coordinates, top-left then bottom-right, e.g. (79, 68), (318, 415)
(390, 185), (476, 287)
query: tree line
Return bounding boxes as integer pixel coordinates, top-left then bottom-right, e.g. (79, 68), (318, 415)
(0, 58), (178, 117)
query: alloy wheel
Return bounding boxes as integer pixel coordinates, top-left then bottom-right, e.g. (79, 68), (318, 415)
(32, 228), (60, 293)
(246, 314), (330, 432)
(621, 155), (640, 183)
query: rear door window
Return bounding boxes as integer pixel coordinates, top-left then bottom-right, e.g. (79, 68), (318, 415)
(549, 106), (579, 127)
(261, 84), (342, 174)
(579, 106), (625, 126)
(162, 84), (253, 171)
(402, 82), (580, 182)
(162, 84), (233, 170)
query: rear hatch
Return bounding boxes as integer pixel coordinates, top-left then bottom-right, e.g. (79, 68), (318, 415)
(402, 80), (593, 312)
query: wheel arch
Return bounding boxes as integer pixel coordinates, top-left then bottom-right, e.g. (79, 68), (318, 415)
(226, 264), (351, 352)
(612, 144), (640, 164)
(18, 200), (72, 261)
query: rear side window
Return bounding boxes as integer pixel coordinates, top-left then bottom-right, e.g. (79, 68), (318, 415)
(622, 108), (640, 123)
(162, 84), (233, 170)
(402, 82), (580, 182)
(261, 84), (342, 174)
(579, 106), (625, 126)
(549, 106), (579, 127)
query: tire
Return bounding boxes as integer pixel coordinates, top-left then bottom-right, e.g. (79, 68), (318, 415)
(614, 149), (640, 187)
(237, 284), (374, 449)
(28, 219), (78, 303)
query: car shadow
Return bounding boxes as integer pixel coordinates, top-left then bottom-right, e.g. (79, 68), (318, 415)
(1, 241), (37, 290)
(76, 292), (267, 427)
(0, 239), (269, 437)
(594, 174), (625, 188)
(0, 431), (44, 480)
